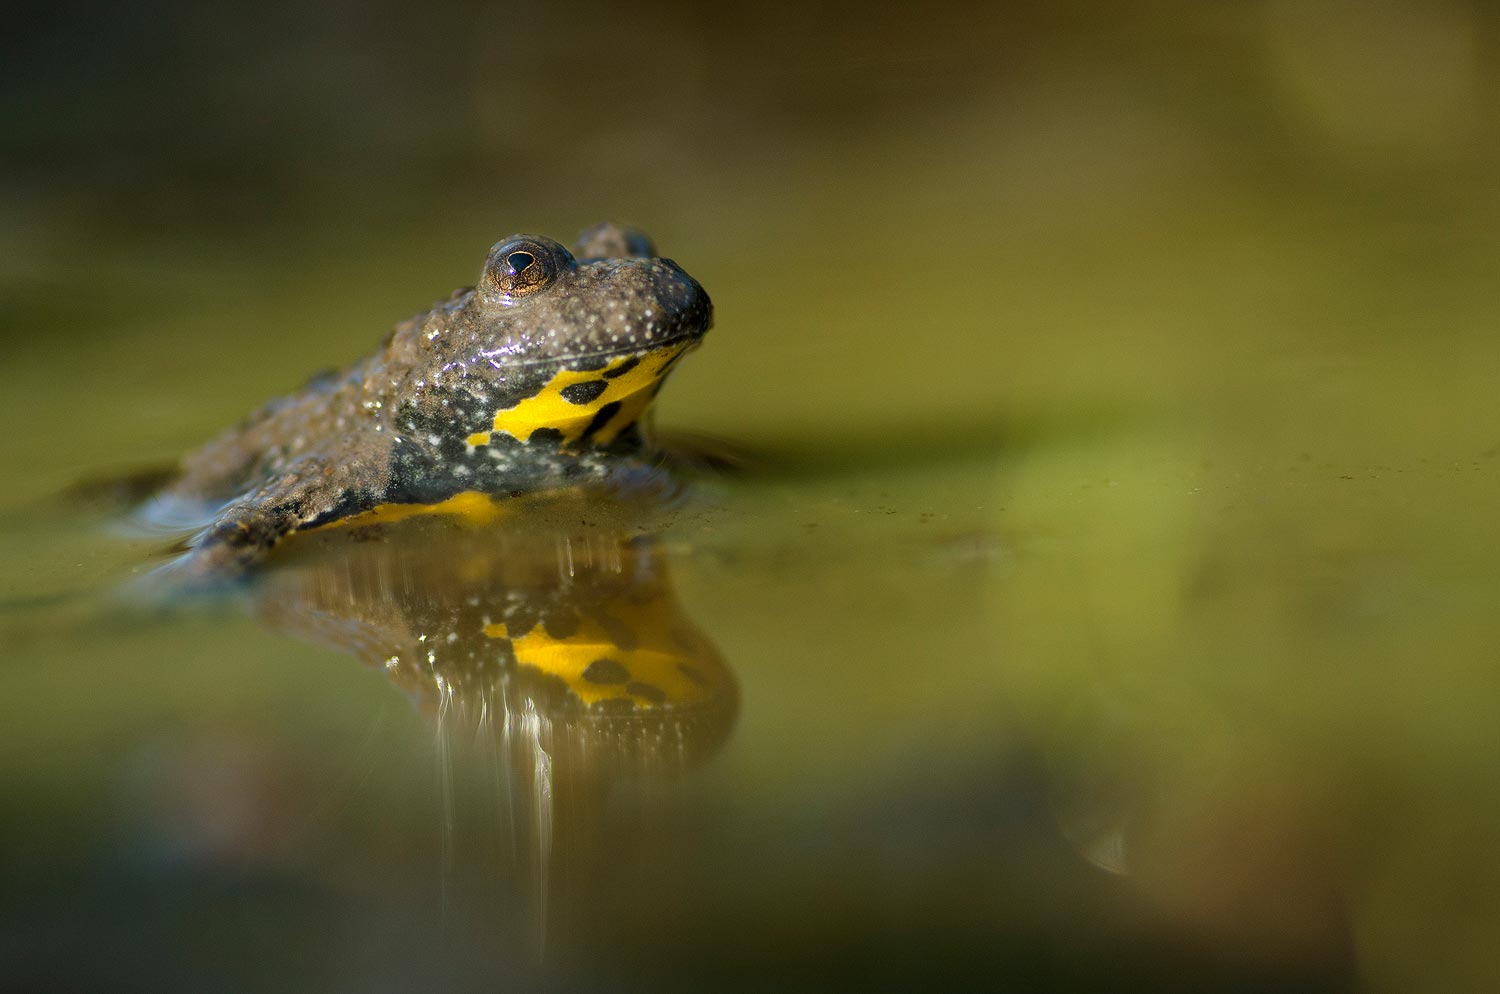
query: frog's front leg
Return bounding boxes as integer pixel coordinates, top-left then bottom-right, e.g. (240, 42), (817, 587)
(176, 458), (386, 580)
(186, 505), (305, 578)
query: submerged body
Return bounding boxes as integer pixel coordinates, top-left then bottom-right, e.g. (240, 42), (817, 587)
(153, 224), (712, 575)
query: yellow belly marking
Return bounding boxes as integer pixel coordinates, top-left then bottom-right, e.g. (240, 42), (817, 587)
(490, 342), (690, 447)
(311, 490), (509, 531)
(483, 595), (723, 710)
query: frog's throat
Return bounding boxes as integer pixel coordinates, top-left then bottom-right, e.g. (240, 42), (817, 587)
(466, 341), (691, 450)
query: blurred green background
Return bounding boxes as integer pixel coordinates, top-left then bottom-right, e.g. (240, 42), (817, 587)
(5, 1), (1500, 992)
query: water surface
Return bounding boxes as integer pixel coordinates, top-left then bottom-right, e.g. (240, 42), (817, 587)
(5, 3), (1500, 991)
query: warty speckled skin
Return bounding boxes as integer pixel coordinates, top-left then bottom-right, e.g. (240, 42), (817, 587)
(153, 223), (712, 578)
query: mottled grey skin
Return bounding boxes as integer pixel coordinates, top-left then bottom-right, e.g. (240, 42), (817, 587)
(155, 224), (712, 578)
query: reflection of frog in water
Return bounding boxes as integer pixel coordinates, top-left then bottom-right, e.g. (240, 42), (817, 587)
(147, 223), (712, 578)
(260, 502), (736, 764)
(258, 500), (737, 950)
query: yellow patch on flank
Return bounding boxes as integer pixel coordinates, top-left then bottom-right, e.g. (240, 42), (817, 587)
(489, 341), (690, 447)
(466, 431), (492, 447)
(311, 490), (510, 531)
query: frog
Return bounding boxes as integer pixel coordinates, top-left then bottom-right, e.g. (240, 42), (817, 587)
(146, 223), (713, 579)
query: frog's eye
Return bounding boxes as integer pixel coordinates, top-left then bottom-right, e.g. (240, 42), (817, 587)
(480, 236), (572, 304)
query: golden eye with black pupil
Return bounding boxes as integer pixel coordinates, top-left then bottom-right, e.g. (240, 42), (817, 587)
(480, 236), (571, 303)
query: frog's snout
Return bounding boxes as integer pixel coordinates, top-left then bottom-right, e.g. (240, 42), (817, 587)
(655, 258), (714, 340)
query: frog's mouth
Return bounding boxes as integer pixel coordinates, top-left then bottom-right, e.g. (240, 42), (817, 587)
(467, 340), (695, 450)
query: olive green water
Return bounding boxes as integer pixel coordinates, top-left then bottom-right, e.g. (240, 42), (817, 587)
(6, 3), (1500, 991)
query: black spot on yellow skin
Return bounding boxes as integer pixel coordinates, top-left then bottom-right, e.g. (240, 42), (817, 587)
(598, 613), (639, 652)
(626, 681), (667, 705)
(583, 658), (630, 684)
(578, 401), (623, 444)
(543, 611), (580, 640)
(678, 663), (707, 686)
(560, 380), (609, 406)
(602, 356), (640, 380)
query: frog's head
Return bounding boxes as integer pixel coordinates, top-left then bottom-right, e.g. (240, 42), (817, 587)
(448, 224), (712, 450)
